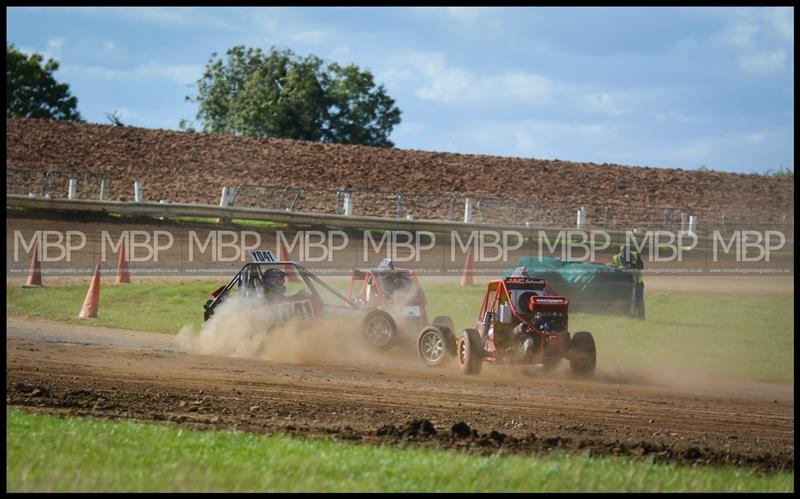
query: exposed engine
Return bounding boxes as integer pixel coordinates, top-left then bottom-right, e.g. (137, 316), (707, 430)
(510, 311), (567, 363)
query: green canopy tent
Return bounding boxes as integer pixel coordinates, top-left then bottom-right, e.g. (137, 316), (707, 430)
(503, 256), (636, 316)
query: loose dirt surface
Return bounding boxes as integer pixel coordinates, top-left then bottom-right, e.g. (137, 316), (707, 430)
(6, 317), (793, 473)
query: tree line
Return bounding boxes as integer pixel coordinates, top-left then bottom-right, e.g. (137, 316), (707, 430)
(6, 43), (401, 148)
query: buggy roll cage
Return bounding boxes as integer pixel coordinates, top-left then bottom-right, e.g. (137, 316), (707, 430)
(205, 261), (357, 312)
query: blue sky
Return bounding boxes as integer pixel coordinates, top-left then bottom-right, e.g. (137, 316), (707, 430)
(6, 6), (794, 174)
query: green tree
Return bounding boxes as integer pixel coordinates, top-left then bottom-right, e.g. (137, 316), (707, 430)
(183, 46), (401, 147)
(763, 166), (793, 178)
(6, 43), (82, 121)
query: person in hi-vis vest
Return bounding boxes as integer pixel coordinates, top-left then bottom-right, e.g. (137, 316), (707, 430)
(610, 244), (645, 320)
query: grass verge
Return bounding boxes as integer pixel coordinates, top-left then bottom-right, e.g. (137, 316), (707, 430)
(6, 409), (793, 493)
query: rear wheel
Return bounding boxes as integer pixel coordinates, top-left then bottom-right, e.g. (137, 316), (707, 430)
(457, 329), (483, 375)
(362, 311), (397, 351)
(569, 332), (596, 377)
(417, 326), (452, 367)
(431, 316), (457, 356)
(432, 316), (455, 335)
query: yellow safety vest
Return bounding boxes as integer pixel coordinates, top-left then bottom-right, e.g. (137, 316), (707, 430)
(611, 251), (644, 284)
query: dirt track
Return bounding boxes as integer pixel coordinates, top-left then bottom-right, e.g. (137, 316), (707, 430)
(6, 317), (793, 473)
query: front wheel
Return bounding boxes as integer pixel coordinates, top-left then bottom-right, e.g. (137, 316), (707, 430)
(457, 329), (483, 375)
(417, 326), (452, 367)
(569, 331), (596, 377)
(362, 310), (397, 351)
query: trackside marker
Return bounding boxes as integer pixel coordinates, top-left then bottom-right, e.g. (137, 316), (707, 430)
(79, 264), (101, 319)
(23, 240), (43, 288)
(116, 240), (131, 284)
(460, 246), (475, 287)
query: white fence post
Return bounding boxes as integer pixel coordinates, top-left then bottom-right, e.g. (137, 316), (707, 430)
(463, 198), (473, 223)
(134, 180), (143, 203)
(688, 215), (698, 236)
(343, 192), (353, 216)
(100, 177), (109, 201)
(218, 186), (234, 224)
(576, 206), (586, 229)
(68, 179), (77, 200)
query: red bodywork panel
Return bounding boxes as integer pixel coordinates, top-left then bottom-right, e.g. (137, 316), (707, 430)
(529, 295), (569, 315)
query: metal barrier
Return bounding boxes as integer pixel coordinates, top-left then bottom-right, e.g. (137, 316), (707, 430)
(232, 184), (546, 224)
(6, 167), (110, 200)
(7, 170), (792, 235)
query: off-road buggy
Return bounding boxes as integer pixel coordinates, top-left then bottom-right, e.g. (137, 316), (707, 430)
(418, 268), (596, 377)
(202, 250), (400, 351)
(345, 259), (455, 351)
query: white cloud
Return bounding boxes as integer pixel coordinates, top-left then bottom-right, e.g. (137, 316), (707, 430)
(738, 50), (787, 75)
(397, 52), (560, 105)
(289, 30), (329, 44)
(764, 7), (793, 42)
(582, 92), (627, 117)
(686, 7), (793, 77)
(496, 73), (559, 105)
(393, 120), (429, 140)
(331, 44), (352, 60)
(448, 119), (617, 159)
(389, 50), (678, 120)
(744, 131), (768, 144)
(416, 67), (480, 102)
(64, 62), (204, 85)
(77, 7), (236, 30)
(248, 10), (335, 47)
(653, 110), (704, 124)
(47, 37), (64, 54)
(406, 51), (447, 77)
(446, 7), (484, 24)
(514, 130), (536, 151)
(375, 68), (417, 89)
(411, 7), (490, 24)
(653, 128), (791, 171)
(715, 23), (759, 48)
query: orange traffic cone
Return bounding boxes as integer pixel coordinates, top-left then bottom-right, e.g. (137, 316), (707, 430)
(280, 240), (301, 283)
(79, 264), (101, 319)
(23, 240), (43, 287)
(460, 246), (475, 287)
(116, 240), (131, 284)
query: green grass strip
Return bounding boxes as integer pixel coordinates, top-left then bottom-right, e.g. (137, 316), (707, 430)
(6, 409), (793, 492)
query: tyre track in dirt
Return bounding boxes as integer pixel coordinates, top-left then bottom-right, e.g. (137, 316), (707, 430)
(6, 318), (793, 473)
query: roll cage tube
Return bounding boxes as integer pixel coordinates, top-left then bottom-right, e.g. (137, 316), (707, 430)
(479, 280), (553, 333)
(206, 262), (358, 312)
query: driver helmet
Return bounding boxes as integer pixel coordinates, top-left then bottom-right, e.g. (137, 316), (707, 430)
(262, 268), (286, 294)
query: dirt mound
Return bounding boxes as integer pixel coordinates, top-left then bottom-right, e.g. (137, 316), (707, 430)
(6, 117), (794, 227)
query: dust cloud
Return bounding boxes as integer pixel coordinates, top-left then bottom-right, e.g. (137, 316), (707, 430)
(176, 295), (378, 365)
